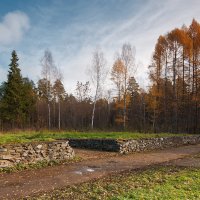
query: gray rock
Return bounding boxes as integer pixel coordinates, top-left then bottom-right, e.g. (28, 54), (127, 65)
(0, 148), (7, 152)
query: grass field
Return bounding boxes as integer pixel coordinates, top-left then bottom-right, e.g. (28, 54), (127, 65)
(31, 166), (200, 200)
(0, 131), (190, 145)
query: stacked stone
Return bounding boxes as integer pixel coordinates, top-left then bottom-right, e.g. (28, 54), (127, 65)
(68, 136), (200, 154)
(119, 136), (200, 154)
(0, 141), (75, 168)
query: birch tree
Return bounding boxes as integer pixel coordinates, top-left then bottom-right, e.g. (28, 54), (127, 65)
(121, 43), (135, 129)
(89, 49), (107, 129)
(40, 50), (56, 129)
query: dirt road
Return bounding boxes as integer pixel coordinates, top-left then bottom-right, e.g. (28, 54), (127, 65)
(1, 144), (200, 199)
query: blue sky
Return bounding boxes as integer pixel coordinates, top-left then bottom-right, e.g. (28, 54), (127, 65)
(0, 0), (200, 94)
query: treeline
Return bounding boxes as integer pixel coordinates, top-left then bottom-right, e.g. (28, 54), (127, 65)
(0, 19), (199, 133)
(148, 19), (200, 133)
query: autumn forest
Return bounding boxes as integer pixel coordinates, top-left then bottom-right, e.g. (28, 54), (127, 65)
(0, 19), (200, 133)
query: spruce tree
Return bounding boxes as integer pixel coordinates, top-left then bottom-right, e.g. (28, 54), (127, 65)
(1, 50), (25, 127)
(21, 77), (37, 125)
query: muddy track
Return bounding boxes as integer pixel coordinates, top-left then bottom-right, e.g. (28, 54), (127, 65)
(1, 144), (200, 199)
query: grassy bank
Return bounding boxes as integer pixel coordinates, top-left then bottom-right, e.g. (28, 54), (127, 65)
(31, 166), (200, 200)
(0, 131), (190, 145)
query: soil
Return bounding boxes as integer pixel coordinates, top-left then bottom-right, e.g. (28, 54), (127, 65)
(1, 144), (200, 199)
(166, 153), (200, 167)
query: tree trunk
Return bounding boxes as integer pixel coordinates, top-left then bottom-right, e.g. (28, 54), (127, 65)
(91, 100), (96, 129)
(48, 102), (51, 129)
(58, 100), (61, 130)
(91, 84), (98, 129)
(152, 105), (156, 133)
(123, 71), (127, 129)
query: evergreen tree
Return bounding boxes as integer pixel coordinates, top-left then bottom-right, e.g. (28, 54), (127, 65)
(53, 79), (66, 129)
(0, 50), (36, 128)
(0, 82), (6, 100)
(53, 79), (66, 101)
(1, 50), (24, 125)
(127, 76), (139, 97)
(21, 78), (37, 124)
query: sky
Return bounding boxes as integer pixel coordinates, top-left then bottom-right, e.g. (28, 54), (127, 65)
(0, 0), (200, 94)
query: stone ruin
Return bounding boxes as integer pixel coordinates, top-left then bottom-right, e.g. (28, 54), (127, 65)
(0, 141), (75, 168)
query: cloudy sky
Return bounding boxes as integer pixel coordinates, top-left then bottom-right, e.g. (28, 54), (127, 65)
(0, 0), (200, 93)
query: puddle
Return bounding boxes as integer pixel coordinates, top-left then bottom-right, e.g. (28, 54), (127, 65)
(86, 168), (95, 172)
(74, 167), (96, 175)
(74, 171), (83, 175)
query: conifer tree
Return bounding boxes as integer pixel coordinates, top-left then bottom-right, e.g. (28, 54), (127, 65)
(1, 50), (24, 126)
(0, 50), (36, 128)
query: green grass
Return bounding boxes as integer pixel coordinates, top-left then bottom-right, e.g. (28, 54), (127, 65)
(0, 131), (190, 145)
(30, 166), (200, 200)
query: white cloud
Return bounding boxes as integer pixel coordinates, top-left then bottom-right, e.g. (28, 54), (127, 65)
(1, 1), (200, 94)
(0, 11), (30, 45)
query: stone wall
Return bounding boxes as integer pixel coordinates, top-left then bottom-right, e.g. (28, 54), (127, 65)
(69, 136), (200, 154)
(0, 141), (75, 168)
(118, 136), (200, 154)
